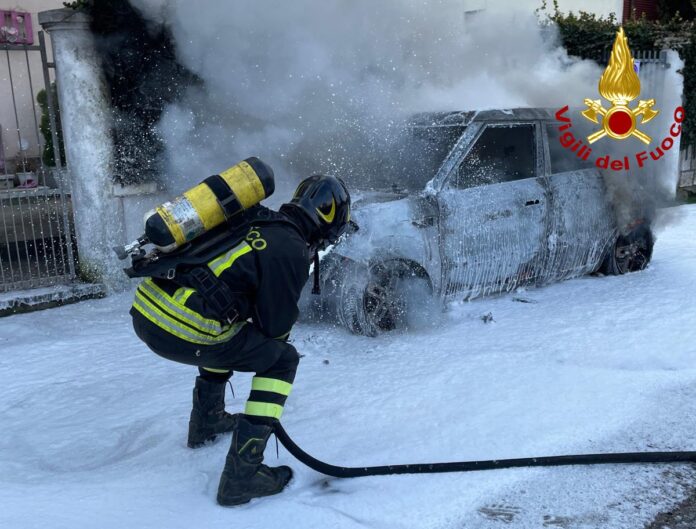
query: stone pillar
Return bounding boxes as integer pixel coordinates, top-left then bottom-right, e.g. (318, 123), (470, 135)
(39, 9), (127, 289)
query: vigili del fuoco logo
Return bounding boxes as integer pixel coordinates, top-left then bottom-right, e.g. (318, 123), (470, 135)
(554, 27), (684, 171)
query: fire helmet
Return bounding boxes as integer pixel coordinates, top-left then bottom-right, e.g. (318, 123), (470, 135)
(288, 174), (351, 247)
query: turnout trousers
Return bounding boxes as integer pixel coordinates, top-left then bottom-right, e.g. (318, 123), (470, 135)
(133, 314), (299, 421)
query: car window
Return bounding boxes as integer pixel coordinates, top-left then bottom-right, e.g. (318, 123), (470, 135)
(359, 125), (465, 192)
(546, 124), (596, 173)
(450, 124), (536, 189)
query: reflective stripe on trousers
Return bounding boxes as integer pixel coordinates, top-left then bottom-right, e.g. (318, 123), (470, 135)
(244, 376), (294, 420)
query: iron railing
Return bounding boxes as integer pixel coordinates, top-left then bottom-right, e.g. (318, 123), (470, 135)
(0, 31), (76, 293)
(679, 144), (695, 192)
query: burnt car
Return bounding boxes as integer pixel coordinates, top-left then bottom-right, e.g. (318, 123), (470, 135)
(301, 108), (654, 336)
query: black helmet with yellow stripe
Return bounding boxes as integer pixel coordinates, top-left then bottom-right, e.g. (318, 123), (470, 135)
(288, 174), (351, 249)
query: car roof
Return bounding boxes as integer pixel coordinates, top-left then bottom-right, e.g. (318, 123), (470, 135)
(408, 107), (557, 127)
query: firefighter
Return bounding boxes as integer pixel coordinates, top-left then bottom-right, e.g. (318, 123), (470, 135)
(130, 174), (352, 506)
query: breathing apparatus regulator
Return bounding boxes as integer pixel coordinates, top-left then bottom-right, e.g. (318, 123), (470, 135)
(113, 157), (275, 276)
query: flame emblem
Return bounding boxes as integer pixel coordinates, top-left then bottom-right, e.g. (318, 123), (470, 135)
(581, 28), (659, 144)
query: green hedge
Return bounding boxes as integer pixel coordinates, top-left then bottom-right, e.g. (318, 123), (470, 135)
(538, 0), (696, 148)
(36, 83), (65, 167)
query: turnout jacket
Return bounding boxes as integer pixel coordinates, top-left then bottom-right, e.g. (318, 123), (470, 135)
(130, 211), (310, 345)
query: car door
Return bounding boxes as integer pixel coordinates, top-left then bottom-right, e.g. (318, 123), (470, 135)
(543, 123), (616, 281)
(435, 121), (549, 299)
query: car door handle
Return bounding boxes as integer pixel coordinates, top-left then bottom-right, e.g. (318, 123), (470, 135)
(525, 199), (541, 206)
(412, 216), (435, 228)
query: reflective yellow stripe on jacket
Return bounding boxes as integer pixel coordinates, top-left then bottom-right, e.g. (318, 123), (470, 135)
(132, 278), (244, 345)
(208, 241), (252, 277)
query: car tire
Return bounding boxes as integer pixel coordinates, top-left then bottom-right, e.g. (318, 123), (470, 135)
(598, 224), (654, 275)
(338, 260), (432, 337)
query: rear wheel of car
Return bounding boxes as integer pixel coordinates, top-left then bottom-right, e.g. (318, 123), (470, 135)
(598, 225), (654, 275)
(338, 261), (432, 337)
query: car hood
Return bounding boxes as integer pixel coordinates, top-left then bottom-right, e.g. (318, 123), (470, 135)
(352, 189), (410, 209)
(329, 192), (423, 265)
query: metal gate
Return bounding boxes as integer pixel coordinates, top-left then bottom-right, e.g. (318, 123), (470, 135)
(679, 144), (695, 193)
(0, 31), (76, 293)
(633, 50), (670, 106)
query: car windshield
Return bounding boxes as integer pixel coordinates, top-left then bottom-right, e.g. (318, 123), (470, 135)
(351, 125), (465, 192)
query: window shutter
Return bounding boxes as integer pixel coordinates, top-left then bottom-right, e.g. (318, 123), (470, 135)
(0, 11), (33, 45)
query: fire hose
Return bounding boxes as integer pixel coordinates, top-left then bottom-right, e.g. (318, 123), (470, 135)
(274, 423), (696, 478)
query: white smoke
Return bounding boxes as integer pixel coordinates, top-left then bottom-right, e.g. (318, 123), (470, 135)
(130, 0), (604, 201)
(591, 50), (685, 229)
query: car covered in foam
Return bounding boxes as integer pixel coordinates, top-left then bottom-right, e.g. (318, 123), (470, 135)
(300, 108), (654, 336)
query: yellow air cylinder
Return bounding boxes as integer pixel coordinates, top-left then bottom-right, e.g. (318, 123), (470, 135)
(144, 157), (274, 252)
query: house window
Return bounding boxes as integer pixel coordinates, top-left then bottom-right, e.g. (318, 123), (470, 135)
(0, 11), (33, 45)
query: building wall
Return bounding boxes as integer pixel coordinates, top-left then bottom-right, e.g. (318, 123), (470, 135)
(554, 0), (624, 18)
(0, 0), (63, 171)
(623, 0), (659, 21)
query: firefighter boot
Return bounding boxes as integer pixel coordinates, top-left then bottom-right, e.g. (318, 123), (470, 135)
(187, 376), (238, 448)
(216, 416), (293, 506)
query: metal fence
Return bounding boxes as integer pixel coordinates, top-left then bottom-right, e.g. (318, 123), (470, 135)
(679, 144), (695, 193)
(628, 49), (696, 197)
(0, 31), (76, 293)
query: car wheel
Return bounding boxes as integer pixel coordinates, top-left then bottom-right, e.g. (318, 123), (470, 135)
(338, 260), (432, 336)
(598, 225), (654, 275)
